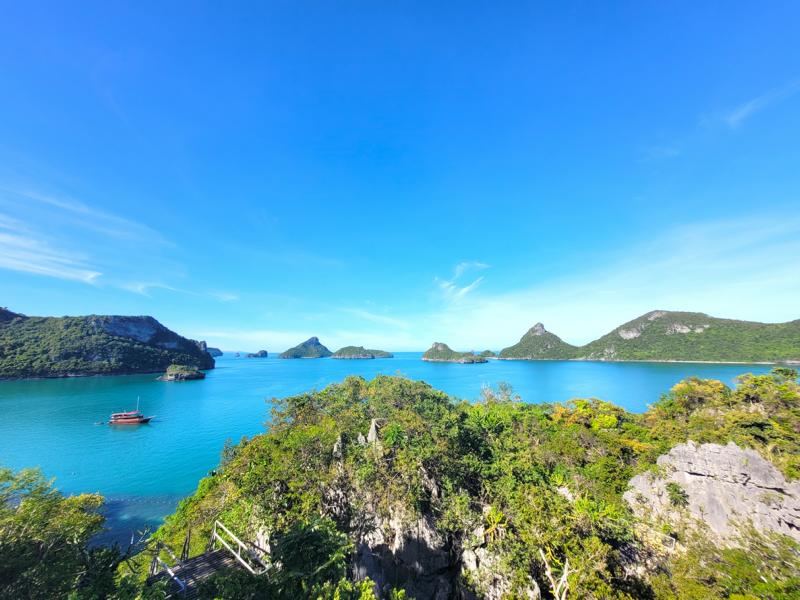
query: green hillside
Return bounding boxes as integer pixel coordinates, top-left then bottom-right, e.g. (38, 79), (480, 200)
(0, 308), (215, 379)
(580, 310), (800, 362)
(500, 311), (800, 362)
(498, 322), (578, 359)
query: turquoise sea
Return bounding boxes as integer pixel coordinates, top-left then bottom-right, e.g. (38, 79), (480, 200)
(0, 353), (772, 545)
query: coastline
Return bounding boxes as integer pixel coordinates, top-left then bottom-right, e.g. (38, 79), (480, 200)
(493, 357), (795, 365)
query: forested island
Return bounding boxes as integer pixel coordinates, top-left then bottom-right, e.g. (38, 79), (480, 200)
(422, 342), (488, 363)
(280, 336), (333, 359)
(499, 310), (800, 362)
(3, 368), (798, 599)
(332, 346), (393, 359)
(0, 308), (215, 379)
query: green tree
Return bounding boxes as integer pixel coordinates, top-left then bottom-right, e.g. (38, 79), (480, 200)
(0, 467), (119, 600)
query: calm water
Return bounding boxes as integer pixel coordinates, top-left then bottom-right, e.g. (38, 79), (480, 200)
(0, 353), (771, 544)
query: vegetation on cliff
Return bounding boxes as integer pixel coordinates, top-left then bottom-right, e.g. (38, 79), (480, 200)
(499, 310), (800, 362)
(141, 368), (800, 599)
(332, 346), (393, 359)
(0, 308), (215, 379)
(422, 342), (487, 363)
(279, 337), (332, 359)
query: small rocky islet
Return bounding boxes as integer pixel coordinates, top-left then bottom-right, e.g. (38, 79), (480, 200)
(246, 350), (268, 358)
(158, 364), (206, 381)
(422, 342), (488, 363)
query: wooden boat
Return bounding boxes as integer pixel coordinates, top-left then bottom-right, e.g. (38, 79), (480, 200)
(109, 397), (154, 425)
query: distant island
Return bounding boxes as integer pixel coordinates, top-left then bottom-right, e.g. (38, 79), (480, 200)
(0, 308), (215, 379)
(206, 347), (223, 357)
(422, 342), (488, 363)
(332, 346), (393, 359)
(158, 364), (205, 381)
(499, 310), (800, 363)
(246, 350), (269, 358)
(280, 337), (332, 359)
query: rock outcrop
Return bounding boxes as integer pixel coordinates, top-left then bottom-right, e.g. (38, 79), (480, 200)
(625, 441), (800, 542)
(158, 364), (206, 381)
(246, 350), (269, 358)
(206, 347), (223, 357)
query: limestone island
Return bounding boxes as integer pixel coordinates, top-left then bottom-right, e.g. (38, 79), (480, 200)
(280, 336), (332, 359)
(206, 347), (223, 357)
(0, 307), (215, 379)
(158, 364), (206, 381)
(246, 350), (269, 358)
(332, 346), (393, 359)
(498, 311), (800, 362)
(422, 342), (488, 363)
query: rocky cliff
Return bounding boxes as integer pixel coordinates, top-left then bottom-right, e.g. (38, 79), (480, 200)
(625, 441), (800, 542)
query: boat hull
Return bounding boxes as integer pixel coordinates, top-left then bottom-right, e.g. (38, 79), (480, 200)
(109, 416), (153, 425)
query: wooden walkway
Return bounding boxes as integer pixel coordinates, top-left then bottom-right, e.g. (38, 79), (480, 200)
(147, 549), (239, 599)
(146, 521), (268, 598)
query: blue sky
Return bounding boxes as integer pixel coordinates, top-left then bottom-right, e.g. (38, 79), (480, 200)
(1, 2), (799, 351)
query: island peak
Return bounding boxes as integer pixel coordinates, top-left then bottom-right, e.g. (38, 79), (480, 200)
(280, 337), (332, 359)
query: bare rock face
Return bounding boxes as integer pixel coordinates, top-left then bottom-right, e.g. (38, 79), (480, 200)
(625, 441), (800, 542)
(352, 505), (454, 600)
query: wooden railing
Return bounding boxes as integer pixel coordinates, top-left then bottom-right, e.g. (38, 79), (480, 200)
(149, 552), (186, 594)
(209, 520), (268, 575)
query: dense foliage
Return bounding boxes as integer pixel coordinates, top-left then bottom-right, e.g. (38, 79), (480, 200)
(422, 342), (488, 362)
(332, 346), (394, 359)
(147, 369), (800, 599)
(0, 309), (214, 379)
(498, 310), (800, 362)
(280, 336), (333, 359)
(0, 467), (117, 599)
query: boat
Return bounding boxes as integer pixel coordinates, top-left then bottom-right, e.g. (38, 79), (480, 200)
(109, 397), (154, 425)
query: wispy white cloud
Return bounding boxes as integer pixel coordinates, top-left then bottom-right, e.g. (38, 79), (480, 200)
(722, 80), (800, 129)
(341, 307), (408, 328)
(119, 281), (181, 296)
(436, 261), (489, 302)
(0, 230), (102, 283)
(7, 188), (169, 245)
(209, 291), (239, 302)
